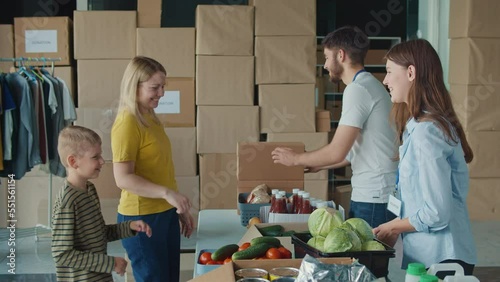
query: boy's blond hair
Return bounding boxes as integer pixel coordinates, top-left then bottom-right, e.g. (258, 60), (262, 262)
(58, 126), (102, 167)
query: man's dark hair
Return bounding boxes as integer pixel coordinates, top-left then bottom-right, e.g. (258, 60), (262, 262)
(322, 26), (370, 66)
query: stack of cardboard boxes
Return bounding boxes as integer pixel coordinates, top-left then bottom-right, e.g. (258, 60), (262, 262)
(449, 0), (500, 220)
(195, 5), (259, 210)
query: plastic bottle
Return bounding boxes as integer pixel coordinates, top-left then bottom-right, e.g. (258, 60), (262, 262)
(316, 201), (328, 209)
(298, 192), (312, 214)
(291, 188), (300, 213)
(296, 191), (305, 213)
(419, 274), (439, 282)
(270, 189), (279, 211)
(405, 263), (426, 282)
(427, 263), (480, 282)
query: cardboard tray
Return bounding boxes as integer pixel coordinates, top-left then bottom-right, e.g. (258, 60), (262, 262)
(291, 232), (395, 278)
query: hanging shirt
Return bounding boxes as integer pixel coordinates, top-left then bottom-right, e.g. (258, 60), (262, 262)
(27, 79), (42, 167)
(1, 75), (15, 161)
(56, 77), (76, 125)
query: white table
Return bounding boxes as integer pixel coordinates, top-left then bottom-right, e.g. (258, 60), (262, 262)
(192, 209), (248, 277)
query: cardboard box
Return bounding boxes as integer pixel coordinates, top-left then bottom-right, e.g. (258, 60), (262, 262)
(54, 66), (75, 101)
(164, 127), (197, 176)
(365, 49), (387, 66)
(176, 176), (200, 226)
(237, 142), (304, 196)
(199, 153), (238, 209)
(255, 36), (316, 84)
(196, 56), (254, 105)
(77, 59), (129, 108)
(74, 11), (136, 59)
(137, 0), (162, 28)
(334, 184), (352, 218)
(240, 222), (309, 249)
(253, 0), (315, 36)
(0, 25), (14, 70)
(259, 84), (316, 133)
(14, 17), (72, 66)
(449, 0), (500, 38)
(156, 78), (195, 127)
(467, 131), (500, 178)
(467, 178), (500, 220)
(449, 38), (500, 85)
(136, 28), (195, 78)
(75, 108), (117, 161)
(315, 110), (331, 132)
(326, 99), (342, 121)
(266, 132), (328, 180)
(90, 162), (122, 199)
(450, 84), (500, 131)
(305, 180), (329, 201)
(196, 5), (254, 56)
(189, 257), (352, 282)
(197, 106), (259, 154)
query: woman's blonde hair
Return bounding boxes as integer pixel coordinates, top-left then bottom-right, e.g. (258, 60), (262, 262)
(118, 56), (166, 127)
(58, 125), (102, 167)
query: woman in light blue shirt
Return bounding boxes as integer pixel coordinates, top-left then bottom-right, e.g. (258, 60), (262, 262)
(373, 39), (477, 278)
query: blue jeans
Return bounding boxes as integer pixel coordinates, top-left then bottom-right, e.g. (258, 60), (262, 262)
(348, 200), (396, 228)
(118, 209), (180, 282)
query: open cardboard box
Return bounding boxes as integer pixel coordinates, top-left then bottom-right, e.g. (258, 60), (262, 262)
(239, 222), (309, 254)
(188, 257), (353, 282)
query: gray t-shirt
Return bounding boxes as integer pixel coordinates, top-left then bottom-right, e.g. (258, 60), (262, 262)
(339, 72), (398, 203)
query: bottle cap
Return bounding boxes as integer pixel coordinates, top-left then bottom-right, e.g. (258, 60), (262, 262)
(271, 189), (279, 195)
(292, 188), (300, 194)
(316, 201), (328, 208)
(407, 262), (426, 276)
(419, 274), (438, 282)
(302, 192), (310, 198)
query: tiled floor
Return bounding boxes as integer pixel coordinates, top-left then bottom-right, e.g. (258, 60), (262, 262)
(1, 221), (499, 281)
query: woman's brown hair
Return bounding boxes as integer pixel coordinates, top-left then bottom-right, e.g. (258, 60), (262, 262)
(386, 39), (473, 163)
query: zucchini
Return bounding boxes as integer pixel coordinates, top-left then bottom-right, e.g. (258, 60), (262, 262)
(211, 244), (239, 261)
(232, 243), (270, 260)
(280, 230), (296, 237)
(258, 225), (284, 236)
(250, 236), (281, 248)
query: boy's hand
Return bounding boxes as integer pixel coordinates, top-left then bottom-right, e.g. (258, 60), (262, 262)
(130, 220), (152, 237)
(114, 257), (127, 276)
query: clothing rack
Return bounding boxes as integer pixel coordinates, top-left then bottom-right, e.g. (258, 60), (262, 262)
(1, 57), (62, 241)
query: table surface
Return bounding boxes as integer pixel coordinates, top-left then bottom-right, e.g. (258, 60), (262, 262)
(192, 209), (248, 277)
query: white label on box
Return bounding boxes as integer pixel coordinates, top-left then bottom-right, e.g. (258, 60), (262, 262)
(25, 30), (58, 53)
(155, 91), (181, 114)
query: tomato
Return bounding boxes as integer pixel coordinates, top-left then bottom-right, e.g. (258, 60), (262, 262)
(206, 260), (218, 265)
(266, 247), (282, 259)
(278, 247), (292, 259)
(238, 242), (251, 251)
(199, 252), (212, 264)
(223, 258), (232, 264)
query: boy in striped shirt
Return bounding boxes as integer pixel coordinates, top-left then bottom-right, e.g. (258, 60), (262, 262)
(51, 126), (152, 281)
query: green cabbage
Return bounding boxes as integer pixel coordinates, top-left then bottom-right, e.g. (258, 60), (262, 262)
(361, 240), (386, 251)
(345, 218), (375, 243)
(307, 236), (326, 252)
(308, 207), (344, 237)
(323, 227), (361, 253)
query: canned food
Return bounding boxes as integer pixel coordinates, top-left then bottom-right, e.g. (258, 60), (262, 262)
(272, 278), (295, 282)
(235, 268), (269, 280)
(268, 267), (299, 281)
(236, 278), (270, 282)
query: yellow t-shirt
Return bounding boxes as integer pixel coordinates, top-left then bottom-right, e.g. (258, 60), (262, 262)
(111, 110), (177, 215)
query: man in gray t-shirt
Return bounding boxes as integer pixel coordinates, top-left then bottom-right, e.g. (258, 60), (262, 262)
(272, 26), (398, 228)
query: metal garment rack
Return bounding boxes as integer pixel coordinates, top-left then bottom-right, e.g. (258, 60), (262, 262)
(0, 57), (62, 241)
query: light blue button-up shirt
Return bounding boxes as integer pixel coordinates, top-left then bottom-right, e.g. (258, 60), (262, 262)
(398, 118), (477, 269)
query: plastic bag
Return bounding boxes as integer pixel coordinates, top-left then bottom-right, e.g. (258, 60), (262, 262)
(296, 255), (377, 282)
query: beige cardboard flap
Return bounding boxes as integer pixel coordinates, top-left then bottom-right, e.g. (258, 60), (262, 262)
(74, 11), (136, 59)
(197, 106), (259, 154)
(255, 36), (316, 84)
(449, 0), (500, 38)
(237, 142), (304, 181)
(137, 0), (162, 28)
(196, 56), (254, 105)
(136, 28), (195, 77)
(259, 84), (316, 133)
(253, 0), (315, 36)
(196, 5), (254, 56)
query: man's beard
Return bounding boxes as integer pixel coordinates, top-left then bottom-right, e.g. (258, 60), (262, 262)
(328, 59), (343, 84)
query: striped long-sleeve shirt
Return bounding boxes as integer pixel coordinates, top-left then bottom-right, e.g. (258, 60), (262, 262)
(51, 180), (136, 281)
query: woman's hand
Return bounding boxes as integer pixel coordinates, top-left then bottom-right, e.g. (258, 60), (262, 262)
(179, 213), (194, 238)
(373, 218), (401, 247)
(164, 190), (191, 214)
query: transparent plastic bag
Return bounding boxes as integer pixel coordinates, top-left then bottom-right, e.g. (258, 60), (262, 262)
(296, 254), (377, 282)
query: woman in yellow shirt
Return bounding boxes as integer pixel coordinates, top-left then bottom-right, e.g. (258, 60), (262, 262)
(111, 56), (193, 282)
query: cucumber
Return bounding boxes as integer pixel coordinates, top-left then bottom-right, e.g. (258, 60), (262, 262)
(280, 230), (296, 237)
(251, 236), (281, 248)
(211, 244), (239, 261)
(258, 225), (284, 236)
(232, 243), (270, 260)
